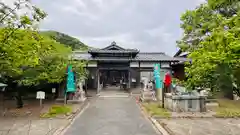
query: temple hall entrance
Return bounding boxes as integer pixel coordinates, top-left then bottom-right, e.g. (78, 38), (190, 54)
(100, 69), (129, 91)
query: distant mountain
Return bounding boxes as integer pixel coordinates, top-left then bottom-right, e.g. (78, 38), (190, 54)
(40, 31), (89, 51)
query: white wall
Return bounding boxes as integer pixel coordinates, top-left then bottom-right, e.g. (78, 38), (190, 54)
(87, 62), (97, 67)
(87, 61), (170, 68)
(139, 67), (171, 81)
(130, 62), (139, 67)
(130, 62), (170, 68)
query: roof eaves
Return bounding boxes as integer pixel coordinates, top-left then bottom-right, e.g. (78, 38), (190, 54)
(174, 49), (182, 57)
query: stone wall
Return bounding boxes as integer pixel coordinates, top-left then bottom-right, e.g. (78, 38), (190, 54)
(164, 94), (206, 112)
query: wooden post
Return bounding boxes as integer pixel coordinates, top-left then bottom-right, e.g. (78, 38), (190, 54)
(162, 86), (164, 108)
(40, 99), (42, 107)
(97, 69), (100, 94)
(160, 62), (164, 108)
(138, 61), (141, 87)
(84, 63), (88, 96)
(64, 93), (67, 104)
(128, 69), (131, 89)
(85, 63), (88, 91)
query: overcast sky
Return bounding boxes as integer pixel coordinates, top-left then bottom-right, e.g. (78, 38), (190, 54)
(30, 0), (204, 56)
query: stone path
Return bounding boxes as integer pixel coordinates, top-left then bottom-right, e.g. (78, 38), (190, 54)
(0, 118), (68, 135)
(159, 118), (240, 135)
(0, 101), (86, 135)
(64, 96), (161, 135)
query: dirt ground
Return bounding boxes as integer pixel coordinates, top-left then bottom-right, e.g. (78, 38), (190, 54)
(0, 99), (56, 119)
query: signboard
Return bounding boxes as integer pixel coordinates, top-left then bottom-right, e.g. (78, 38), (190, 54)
(153, 64), (162, 89)
(52, 88), (56, 93)
(36, 91), (45, 99)
(66, 65), (76, 93)
(132, 78), (136, 82)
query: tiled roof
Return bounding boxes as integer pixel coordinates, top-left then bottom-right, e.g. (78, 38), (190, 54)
(72, 51), (188, 62)
(135, 53), (174, 61)
(174, 49), (189, 57)
(101, 43), (125, 50)
(88, 49), (139, 53)
(89, 42), (139, 53)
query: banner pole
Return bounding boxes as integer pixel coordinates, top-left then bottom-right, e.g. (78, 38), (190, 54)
(162, 85), (164, 108)
(64, 92), (67, 105)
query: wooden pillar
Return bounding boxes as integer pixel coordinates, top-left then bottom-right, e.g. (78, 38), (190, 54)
(128, 68), (131, 89)
(138, 61), (141, 87)
(85, 63), (88, 92)
(97, 68), (100, 94)
(159, 62), (164, 108)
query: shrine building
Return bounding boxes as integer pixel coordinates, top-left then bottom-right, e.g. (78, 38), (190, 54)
(72, 42), (186, 93)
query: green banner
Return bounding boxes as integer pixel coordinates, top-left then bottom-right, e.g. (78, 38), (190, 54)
(66, 65), (76, 93)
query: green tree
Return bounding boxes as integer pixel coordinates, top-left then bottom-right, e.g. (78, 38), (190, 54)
(20, 36), (87, 85)
(0, 0), (87, 107)
(0, 0), (47, 107)
(178, 0), (240, 98)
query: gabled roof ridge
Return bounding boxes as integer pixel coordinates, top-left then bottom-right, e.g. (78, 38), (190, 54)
(101, 41), (125, 50)
(102, 44), (125, 50)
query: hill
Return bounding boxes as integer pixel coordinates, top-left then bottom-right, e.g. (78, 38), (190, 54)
(40, 31), (89, 51)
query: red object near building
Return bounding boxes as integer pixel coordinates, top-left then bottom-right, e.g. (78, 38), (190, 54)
(164, 72), (172, 87)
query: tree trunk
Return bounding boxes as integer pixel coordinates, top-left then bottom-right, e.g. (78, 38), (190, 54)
(16, 89), (23, 108)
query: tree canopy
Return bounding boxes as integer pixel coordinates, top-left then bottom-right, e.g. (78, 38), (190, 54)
(178, 0), (240, 98)
(0, 0), (87, 87)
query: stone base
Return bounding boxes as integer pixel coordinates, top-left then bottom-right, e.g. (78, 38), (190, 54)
(56, 98), (64, 102)
(156, 88), (162, 101)
(68, 100), (85, 104)
(164, 94), (207, 112)
(55, 98), (86, 104)
(140, 90), (156, 102)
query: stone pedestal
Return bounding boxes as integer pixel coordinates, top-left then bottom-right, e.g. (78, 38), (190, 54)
(79, 90), (86, 102)
(156, 88), (162, 101)
(72, 81), (87, 102)
(140, 78), (157, 102)
(140, 90), (156, 102)
(164, 94), (207, 112)
(140, 90), (152, 102)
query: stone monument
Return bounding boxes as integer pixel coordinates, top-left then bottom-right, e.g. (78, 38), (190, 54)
(140, 78), (156, 102)
(164, 90), (207, 112)
(72, 80), (86, 102)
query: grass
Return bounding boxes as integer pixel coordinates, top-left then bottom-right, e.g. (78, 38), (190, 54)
(40, 105), (72, 118)
(142, 102), (170, 118)
(214, 99), (240, 118)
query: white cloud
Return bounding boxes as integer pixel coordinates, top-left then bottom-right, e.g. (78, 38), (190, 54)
(195, 0), (206, 5)
(78, 33), (142, 49)
(72, 0), (87, 9)
(52, 0), (99, 21)
(0, 0), (42, 17)
(146, 26), (173, 43)
(0, 0), (15, 6)
(32, 0), (203, 55)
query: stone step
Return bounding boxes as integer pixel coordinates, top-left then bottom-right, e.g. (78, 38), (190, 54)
(99, 95), (130, 98)
(99, 91), (130, 98)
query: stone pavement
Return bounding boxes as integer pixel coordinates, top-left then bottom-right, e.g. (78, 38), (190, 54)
(64, 96), (161, 135)
(0, 118), (69, 135)
(0, 100), (88, 135)
(159, 118), (240, 135)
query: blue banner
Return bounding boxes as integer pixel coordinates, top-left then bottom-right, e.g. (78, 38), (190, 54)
(66, 65), (76, 93)
(153, 64), (162, 89)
